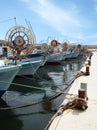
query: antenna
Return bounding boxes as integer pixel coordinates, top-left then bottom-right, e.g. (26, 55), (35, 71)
(14, 17), (17, 26)
(25, 19), (36, 44)
(0, 17), (16, 25)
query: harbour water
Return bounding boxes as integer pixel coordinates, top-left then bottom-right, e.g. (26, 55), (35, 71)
(0, 57), (86, 130)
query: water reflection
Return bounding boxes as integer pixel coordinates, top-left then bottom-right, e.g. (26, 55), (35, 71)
(42, 100), (52, 112)
(1, 58), (86, 130)
(48, 72), (65, 86)
(0, 98), (23, 130)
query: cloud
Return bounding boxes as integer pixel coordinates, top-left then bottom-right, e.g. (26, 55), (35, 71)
(19, 0), (85, 41)
(18, 0), (97, 45)
(93, 0), (97, 13)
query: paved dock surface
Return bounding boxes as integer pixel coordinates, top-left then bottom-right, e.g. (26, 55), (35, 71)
(48, 51), (97, 130)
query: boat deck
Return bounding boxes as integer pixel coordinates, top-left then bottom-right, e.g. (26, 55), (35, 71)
(48, 51), (97, 130)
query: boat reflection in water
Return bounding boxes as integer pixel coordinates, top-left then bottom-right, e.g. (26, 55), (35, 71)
(0, 98), (23, 130)
(0, 60), (21, 98)
(1, 58), (86, 130)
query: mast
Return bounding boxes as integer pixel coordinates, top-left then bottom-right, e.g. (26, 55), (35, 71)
(25, 19), (36, 44)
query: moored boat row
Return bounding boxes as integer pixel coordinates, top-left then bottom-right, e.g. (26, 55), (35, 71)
(0, 23), (87, 99)
(47, 51), (96, 130)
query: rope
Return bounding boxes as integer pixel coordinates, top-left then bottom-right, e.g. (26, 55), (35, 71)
(16, 70), (80, 88)
(21, 57), (71, 84)
(15, 57), (84, 88)
(0, 79), (76, 111)
(17, 74), (66, 89)
(44, 71), (86, 130)
(44, 96), (88, 130)
(0, 100), (43, 110)
(0, 17), (15, 23)
(0, 71), (79, 95)
(0, 80), (57, 92)
(0, 70), (85, 111)
(25, 59), (53, 83)
(0, 92), (77, 110)
(44, 98), (76, 130)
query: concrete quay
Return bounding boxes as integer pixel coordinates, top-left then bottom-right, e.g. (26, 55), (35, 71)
(48, 51), (97, 130)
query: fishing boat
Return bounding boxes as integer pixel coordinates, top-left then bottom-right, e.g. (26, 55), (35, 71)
(46, 52), (63, 64)
(62, 50), (73, 60)
(3, 25), (46, 76)
(16, 59), (44, 76)
(62, 42), (85, 60)
(0, 60), (21, 98)
(41, 40), (64, 64)
(0, 44), (46, 76)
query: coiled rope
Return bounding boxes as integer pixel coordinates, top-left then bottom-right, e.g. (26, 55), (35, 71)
(44, 71), (87, 130)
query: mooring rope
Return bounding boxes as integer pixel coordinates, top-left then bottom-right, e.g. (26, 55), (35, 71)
(16, 71), (79, 88)
(0, 71), (78, 94)
(22, 59), (55, 84)
(44, 90), (88, 130)
(14, 56), (84, 88)
(0, 80), (58, 92)
(21, 58), (69, 84)
(0, 70), (85, 111)
(43, 71), (86, 130)
(0, 80), (74, 110)
(0, 17), (15, 23)
(44, 98), (77, 130)
(0, 92), (77, 110)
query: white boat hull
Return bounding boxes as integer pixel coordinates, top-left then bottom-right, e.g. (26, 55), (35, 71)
(0, 65), (21, 97)
(46, 52), (63, 63)
(17, 60), (44, 76)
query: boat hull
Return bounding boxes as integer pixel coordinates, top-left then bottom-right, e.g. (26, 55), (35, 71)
(0, 65), (21, 97)
(46, 52), (63, 64)
(17, 60), (44, 76)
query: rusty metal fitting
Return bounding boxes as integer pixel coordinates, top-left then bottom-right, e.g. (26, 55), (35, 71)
(85, 65), (90, 76)
(88, 59), (91, 66)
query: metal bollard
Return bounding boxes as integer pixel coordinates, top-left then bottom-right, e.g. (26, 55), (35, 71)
(88, 59), (91, 66)
(85, 65), (90, 76)
(89, 53), (93, 60)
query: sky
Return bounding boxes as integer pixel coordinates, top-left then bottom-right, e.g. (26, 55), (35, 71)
(0, 0), (97, 45)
